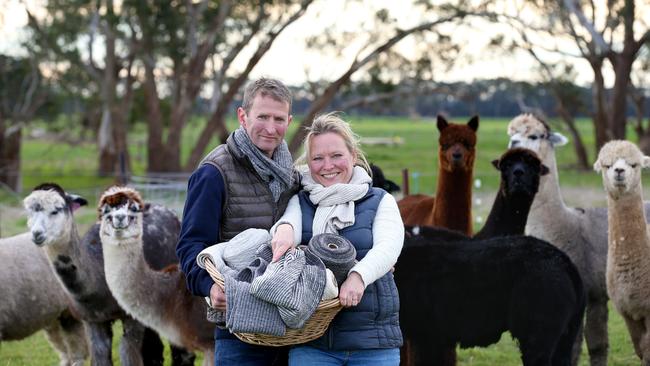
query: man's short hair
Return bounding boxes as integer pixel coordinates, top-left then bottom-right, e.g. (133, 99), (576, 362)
(242, 78), (292, 113)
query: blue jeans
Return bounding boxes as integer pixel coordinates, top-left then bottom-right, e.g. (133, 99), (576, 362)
(215, 336), (288, 366)
(288, 346), (400, 366)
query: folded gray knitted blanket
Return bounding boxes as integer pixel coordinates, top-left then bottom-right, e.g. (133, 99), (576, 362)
(305, 233), (357, 285)
(224, 245), (286, 336)
(221, 234), (356, 335)
(251, 248), (326, 329)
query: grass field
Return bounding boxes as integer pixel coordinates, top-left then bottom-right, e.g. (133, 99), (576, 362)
(0, 115), (644, 364)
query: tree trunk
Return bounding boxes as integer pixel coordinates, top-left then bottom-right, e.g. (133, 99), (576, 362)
(609, 55), (633, 140)
(184, 82), (241, 170)
(590, 61), (609, 150)
(0, 118), (22, 192)
(98, 107), (117, 176)
(555, 102), (589, 170)
(98, 2), (120, 177)
(638, 129), (650, 156)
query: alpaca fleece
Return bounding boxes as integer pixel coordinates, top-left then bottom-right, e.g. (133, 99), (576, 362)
(396, 226), (585, 366)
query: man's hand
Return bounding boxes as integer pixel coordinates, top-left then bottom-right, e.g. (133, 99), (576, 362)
(271, 223), (294, 262)
(209, 283), (227, 311)
(339, 272), (365, 307)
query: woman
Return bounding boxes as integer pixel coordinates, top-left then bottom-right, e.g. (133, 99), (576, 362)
(271, 112), (404, 365)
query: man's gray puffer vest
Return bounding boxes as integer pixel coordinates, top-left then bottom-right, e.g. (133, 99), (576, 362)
(201, 135), (300, 241)
(298, 187), (403, 350)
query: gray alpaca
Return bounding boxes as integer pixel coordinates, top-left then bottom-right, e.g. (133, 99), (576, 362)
(24, 183), (193, 366)
(0, 232), (88, 365)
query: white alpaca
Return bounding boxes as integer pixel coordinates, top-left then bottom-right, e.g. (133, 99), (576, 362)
(507, 113), (611, 366)
(594, 140), (650, 364)
(98, 186), (214, 366)
(0, 233), (88, 366)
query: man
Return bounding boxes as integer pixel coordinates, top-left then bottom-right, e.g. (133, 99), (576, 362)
(177, 78), (299, 365)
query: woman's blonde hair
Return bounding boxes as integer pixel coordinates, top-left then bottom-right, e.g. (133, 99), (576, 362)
(299, 112), (371, 174)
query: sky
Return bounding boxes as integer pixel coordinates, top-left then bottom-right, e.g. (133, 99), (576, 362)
(0, 0), (632, 88)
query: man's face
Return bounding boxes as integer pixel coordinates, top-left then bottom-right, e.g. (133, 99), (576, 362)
(237, 94), (292, 157)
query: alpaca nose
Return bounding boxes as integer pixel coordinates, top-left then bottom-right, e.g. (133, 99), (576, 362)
(513, 167), (524, 177)
(114, 214), (127, 225)
(452, 152), (462, 161)
(32, 231), (45, 245)
(614, 168), (624, 175)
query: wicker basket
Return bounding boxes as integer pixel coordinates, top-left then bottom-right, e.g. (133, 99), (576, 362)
(203, 258), (342, 347)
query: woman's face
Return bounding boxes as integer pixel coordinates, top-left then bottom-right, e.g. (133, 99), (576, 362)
(308, 132), (356, 187)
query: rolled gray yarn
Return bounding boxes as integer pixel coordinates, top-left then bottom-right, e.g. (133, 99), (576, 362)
(306, 233), (357, 285)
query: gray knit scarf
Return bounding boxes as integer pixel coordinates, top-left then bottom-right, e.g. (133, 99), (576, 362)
(232, 127), (294, 202)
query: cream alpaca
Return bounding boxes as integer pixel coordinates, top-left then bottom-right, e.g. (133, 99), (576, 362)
(98, 186), (214, 366)
(595, 140), (650, 364)
(508, 114), (610, 366)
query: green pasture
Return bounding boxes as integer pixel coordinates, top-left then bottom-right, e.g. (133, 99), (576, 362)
(0, 115), (643, 364)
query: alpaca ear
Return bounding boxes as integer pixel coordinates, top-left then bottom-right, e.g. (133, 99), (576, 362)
(593, 159), (602, 172)
(491, 159), (500, 171)
(540, 164), (550, 176)
(467, 115), (479, 131)
(66, 194), (88, 212)
(642, 156), (650, 169)
(437, 115), (448, 131)
(549, 132), (568, 147)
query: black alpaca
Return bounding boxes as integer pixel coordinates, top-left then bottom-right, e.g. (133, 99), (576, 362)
(370, 163), (401, 193)
(396, 226), (585, 366)
(474, 148), (548, 239)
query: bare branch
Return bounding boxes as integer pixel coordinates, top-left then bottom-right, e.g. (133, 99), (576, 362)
(218, 3), (265, 80)
(562, 0), (610, 55)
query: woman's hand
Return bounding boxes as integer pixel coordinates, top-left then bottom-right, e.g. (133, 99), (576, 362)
(271, 223), (294, 262)
(339, 272), (365, 307)
(209, 283), (227, 311)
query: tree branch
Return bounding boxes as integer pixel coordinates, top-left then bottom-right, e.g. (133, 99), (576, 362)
(562, 0), (610, 55)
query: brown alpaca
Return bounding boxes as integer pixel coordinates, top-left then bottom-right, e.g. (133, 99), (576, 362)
(398, 115), (479, 366)
(398, 115), (479, 234)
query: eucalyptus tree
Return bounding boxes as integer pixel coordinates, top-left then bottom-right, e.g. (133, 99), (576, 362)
(126, 0), (314, 172)
(284, 1), (487, 154)
(0, 54), (48, 191)
(25, 0), (314, 174)
(26, 0), (137, 177)
(507, 0), (650, 149)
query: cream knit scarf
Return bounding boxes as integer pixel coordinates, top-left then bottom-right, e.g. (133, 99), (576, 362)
(301, 166), (372, 234)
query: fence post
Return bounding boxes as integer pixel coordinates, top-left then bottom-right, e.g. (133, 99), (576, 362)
(401, 168), (409, 196)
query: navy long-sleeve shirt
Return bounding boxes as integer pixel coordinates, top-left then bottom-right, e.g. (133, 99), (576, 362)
(177, 164), (225, 297)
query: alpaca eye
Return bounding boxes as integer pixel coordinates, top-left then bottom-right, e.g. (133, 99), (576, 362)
(50, 209), (60, 215)
(529, 135), (538, 140)
(129, 205), (140, 213)
(630, 163), (638, 168)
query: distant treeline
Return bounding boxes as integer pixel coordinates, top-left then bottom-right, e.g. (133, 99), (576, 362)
(55, 77), (649, 122)
(289, 78), (650, 118)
